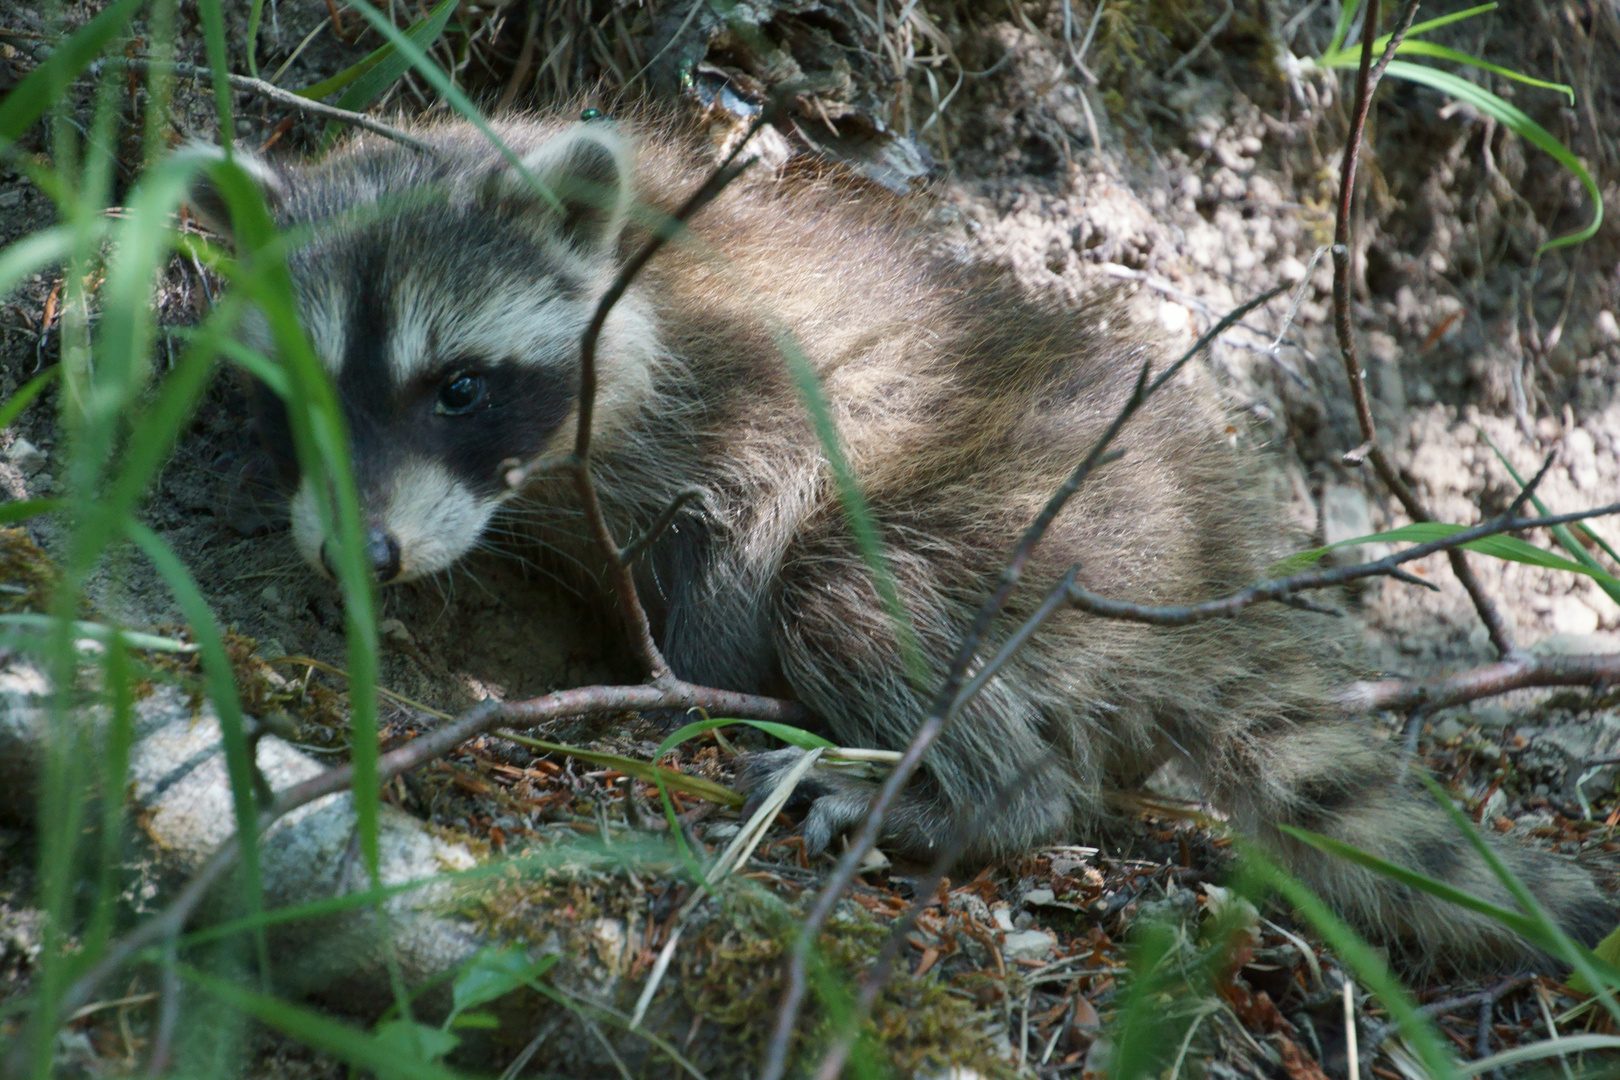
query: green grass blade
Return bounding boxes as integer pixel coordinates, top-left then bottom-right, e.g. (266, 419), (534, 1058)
(1419, 775), (1620, 1023)
(0, 226), (85, 301)
(1382, 61), (1600, 251)
(339, 0), (558, 210)
(125, 521), (271, 982)
(245, 0), (263, 78)
(0, 0), (144, 147)
(1480, 432), (1620, 606)
(774, 328), (928, 688)
(1237, 840), (1457, 1079)
(1320, 4), (1498, 67)
(297, 0), (455, 101)
(655, 718), (835, 759)
(1274, 521), (1620, 590)
(1327, 0), (1361, 57)
(1279, 824), (1544, 941)
(1459, 1034), (1620, 1076)
(83, 633), (135, 961)
(92, 150), (214, 425)
(1391, 3), (1497, 43)
(319, 0), (457, 147)
(195, 0), (236, 148)
(499, 730), (744, 807)
(0, 367), (59, 432)
(0, 499), (59, 525)
(178, 965), (470, 1080)
(1382, 41), (1574, 103)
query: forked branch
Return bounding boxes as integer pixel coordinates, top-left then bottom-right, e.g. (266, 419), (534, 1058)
(1327, 0), (1515, 656)
(761, 282), (1292, 1080)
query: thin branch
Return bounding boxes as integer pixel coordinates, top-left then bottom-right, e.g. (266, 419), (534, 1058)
(619, 487), (704, 566)
(1061, 500), (1620, 627)
(551, 99), (781, 683)
(761, 282), (1290, 1080)
(813, 758), (1053, 1079)
(1369, 974), (1530, 1049)
(1342, 653), (1620, 714)
(18, 681), (807, 1059)
(114, 59), (434, 152)
(1326, 0), (1513, 656)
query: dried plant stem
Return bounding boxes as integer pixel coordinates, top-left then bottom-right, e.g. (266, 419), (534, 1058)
(29, 681), (808, 1047)
(570, 153), (756, 681)
(1343, 653), (1620, 714)
(1061, 501), (1620, 627)
(1327, 0), (1514, 655)
(115, 59), (434, 152)
(761, 283), (1290, 1080)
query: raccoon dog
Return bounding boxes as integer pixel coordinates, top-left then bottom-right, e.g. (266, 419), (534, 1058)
(204, 110), (1609, 968)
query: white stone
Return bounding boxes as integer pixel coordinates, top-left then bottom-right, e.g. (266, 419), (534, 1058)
(1550, 595), (1601, 636)
(4, 437), (45, 474)
(1001, 928), (1057, 962)
(1597, 310), (1620, 342)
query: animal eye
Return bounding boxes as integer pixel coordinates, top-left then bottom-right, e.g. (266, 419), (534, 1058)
(435, 371), (487, 415)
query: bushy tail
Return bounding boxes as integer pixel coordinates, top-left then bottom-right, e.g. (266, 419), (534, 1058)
(1207, 717), (1613, 970)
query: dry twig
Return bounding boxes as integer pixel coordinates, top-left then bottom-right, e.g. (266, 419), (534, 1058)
(1327, 0), (1515, 657)
(115, 59), (434, 152)
(761, 283), (1291, 1080)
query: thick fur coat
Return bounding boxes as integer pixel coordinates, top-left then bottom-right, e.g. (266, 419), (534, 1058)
(213, 109), (1611, 968)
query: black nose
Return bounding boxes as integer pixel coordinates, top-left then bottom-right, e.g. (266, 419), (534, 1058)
(367, 528), (402, 583)
(319, 529), (403, 583)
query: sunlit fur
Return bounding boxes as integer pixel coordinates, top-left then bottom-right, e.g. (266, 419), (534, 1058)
(234, 108), (1610, 971)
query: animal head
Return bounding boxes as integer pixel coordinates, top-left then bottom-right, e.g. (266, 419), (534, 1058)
(192, 121), (660, 582)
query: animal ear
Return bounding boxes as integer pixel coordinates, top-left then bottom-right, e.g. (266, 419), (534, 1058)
(180, 143), (287, 243)
(500, 124), (635, 255)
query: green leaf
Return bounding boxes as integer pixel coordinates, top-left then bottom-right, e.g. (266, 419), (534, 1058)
(180, 964), (469, 1080)
(450, 948), (557, 1016)
(0, 0), (145, 145)
(374, 1020), (460, 1064)
(0, 366), (58, 432)
(654, 717), (835, 759)
(1380, 61), (1600, 251)
(1384, 41), (1574, 103)
(1275, 521), (1620, 590)
(498, 731), (745, 807)
(1236, 840), (1458, 1080)
(447, 1011), (499, 1029)
(318, 0), (458, 146)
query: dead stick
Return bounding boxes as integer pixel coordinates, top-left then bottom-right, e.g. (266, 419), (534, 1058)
(24, 680), (806, 1060)
(760, 283), (1289, 1080)
(1327, 0), (1513, 656)
(114, 59), (433, 152)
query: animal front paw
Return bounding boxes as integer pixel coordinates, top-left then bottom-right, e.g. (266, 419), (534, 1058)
(738, 747), (883, 856)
